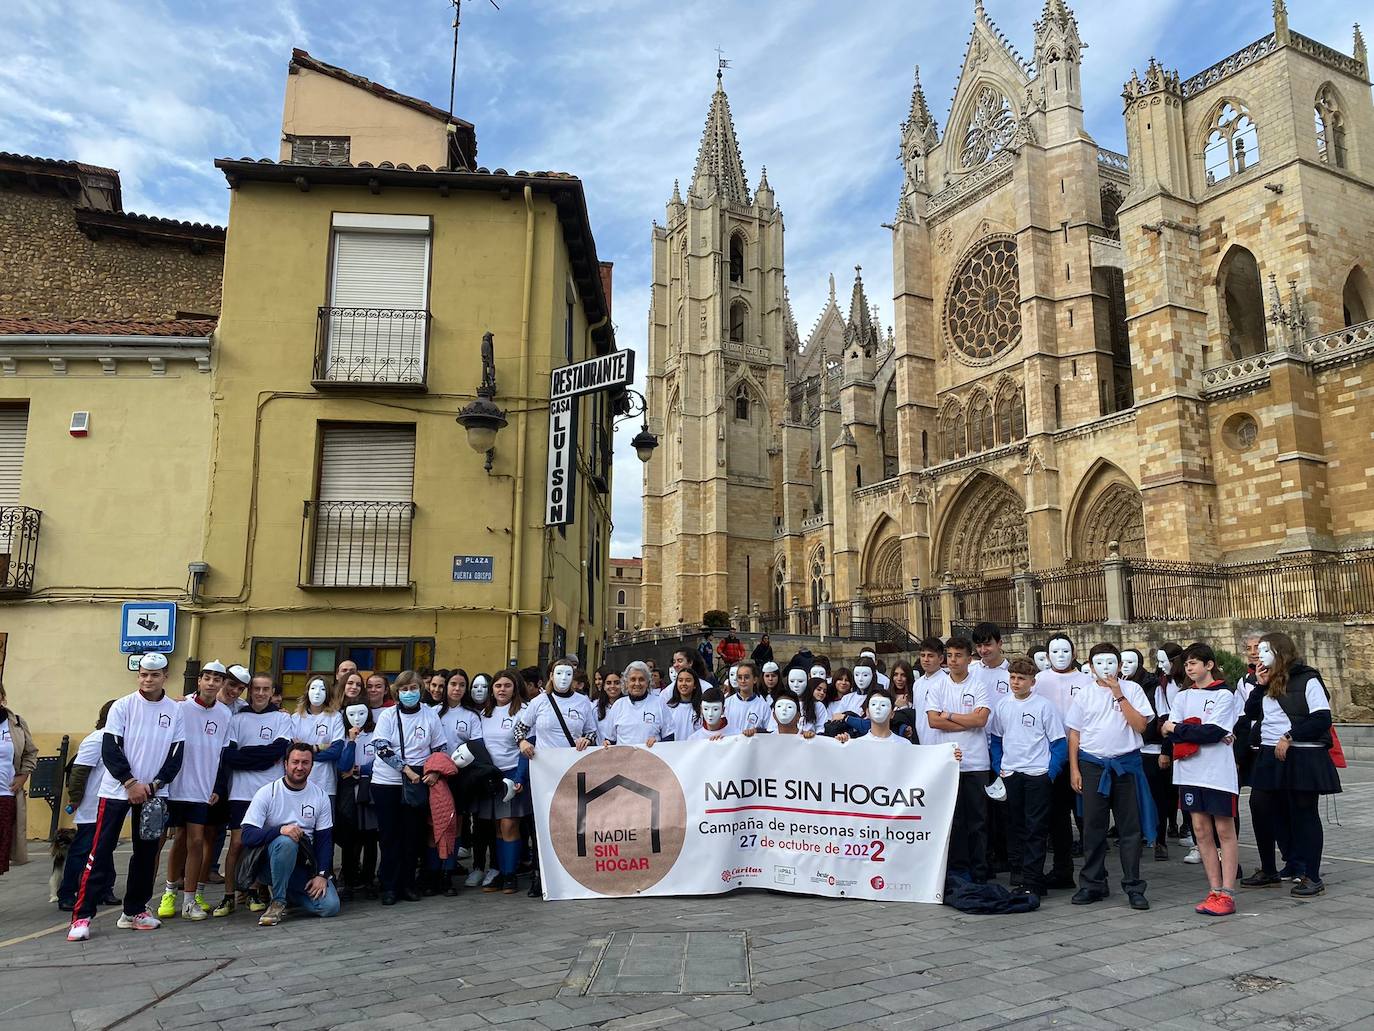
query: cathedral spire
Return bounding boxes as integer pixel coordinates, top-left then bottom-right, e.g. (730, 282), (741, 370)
(843, 265), (880, 357)
(1273, 0), (1290, 44)
(692, 71), (751, 205)
(1355, 23), (1368, 71)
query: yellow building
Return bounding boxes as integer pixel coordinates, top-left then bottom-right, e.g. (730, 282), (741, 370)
(200, 157), (618, 696)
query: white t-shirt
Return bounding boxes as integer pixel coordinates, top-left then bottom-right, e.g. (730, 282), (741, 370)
(0, 718), (13, 796)
(437, 706), (484, 753)
(171, 698), (233, 803)
(606, 693), (673, 745)
(293, 711), (346, 795)
(663, 700), (701, 743)
(98, 691), (187, 800)
(827, 693), (864, 720)
(344, 729), (376, 775)
(912, 672), (947, 745)
(481, 703), (522, 771)
(800, 699), (829, 733)
(725, 693), (771, 734)
(1169, 687), (1240, 793)
(977, 659), (1012, 702)
(689, 723), (739, 740)
(243, 777), (334, 840)
(72, 729), (106, 824)
(926, 672), (992, 772)
(228, 708), (295, 802)
(990, 693), (1065, 776)
(371, 705), (446, 786)
(518, 692), (599, 747)
(1065, 680), (1151, 759)
(1260, 679), (1331, 746)
(1141, 682), (1180, 755)
(1034, 668), (1093, 718)
(850, 731), (908, 748)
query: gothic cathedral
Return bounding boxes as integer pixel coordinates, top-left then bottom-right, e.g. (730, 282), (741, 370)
(642, 1), (1374, 630)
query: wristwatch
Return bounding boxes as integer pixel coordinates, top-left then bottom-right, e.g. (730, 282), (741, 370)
(149, 779), (162, 794)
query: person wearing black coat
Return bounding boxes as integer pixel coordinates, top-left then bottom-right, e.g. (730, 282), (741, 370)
(751, 635), (774, 665)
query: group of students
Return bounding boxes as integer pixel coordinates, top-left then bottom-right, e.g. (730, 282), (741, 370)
(57, 623), (1340, 940)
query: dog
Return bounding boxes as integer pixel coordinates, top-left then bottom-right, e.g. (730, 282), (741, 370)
(49, 828), (76, 903)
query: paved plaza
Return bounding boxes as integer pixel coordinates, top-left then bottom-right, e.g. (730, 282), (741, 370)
(2, 765), (1373, 1031)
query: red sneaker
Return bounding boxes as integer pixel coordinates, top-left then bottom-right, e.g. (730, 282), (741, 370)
(1196, 891), (1236, 916)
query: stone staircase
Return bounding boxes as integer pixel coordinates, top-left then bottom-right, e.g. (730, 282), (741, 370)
(1336, 723), (1374, 763)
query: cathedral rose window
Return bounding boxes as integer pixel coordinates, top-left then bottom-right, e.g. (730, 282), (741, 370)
(960, 85), (1015, 168)
(944, 235), (1021, 364)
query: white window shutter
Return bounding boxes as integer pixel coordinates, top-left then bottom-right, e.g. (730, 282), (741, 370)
(312, 425), (416, 586)
(0, 408), (26, 506)
(326, 231), (430, 384)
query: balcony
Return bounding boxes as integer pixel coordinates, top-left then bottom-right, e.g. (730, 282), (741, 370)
(299, 500), (415, 588)
(314, 307), (430, 389)
(0, 506), (41, 595)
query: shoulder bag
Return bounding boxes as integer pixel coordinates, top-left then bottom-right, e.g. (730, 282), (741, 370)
(398, 712), (429, 809)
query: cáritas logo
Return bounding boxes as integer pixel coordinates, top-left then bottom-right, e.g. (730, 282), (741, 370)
(547, 747), (687, 895)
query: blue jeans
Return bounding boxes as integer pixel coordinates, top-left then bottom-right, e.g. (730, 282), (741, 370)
(266, 835), (340, 917)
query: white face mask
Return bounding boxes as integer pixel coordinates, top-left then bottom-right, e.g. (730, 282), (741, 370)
(308, 680), (328, 707)
(452, 743), (475, 769)
(867, 696), (893, 724)
(1079, 662), (1092, 675)
(1156, 651), (1170, 675)
(787, 669), (808, 695)
(470, 679), (490, 704)
(552, 665), (575, 695)
(345, 704), (369, 729)
(1255, 641), (1274, 669)
(1048, 638), (1075, 672)
(1032, 651), (1051, 672)
(853, 666), (874, 692)
(1091, 653), (1119, 680)
(772, 698), (798, 725)
(809, 664), (826, 681)
(728, 666), (739, 691)
(702, 701), (725, 725)
(1121, 652), (1139, 678)
(860, 651), (876, 664)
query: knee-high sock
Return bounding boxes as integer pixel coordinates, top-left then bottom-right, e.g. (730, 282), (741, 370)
(496, 839), (520, 875)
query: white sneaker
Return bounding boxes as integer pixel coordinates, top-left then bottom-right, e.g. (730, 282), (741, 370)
(465, 867), (484, 888)
(67, 918), (91, 942)
(117, 911), (162, 931)
(1183, 847), (1202, 865)
(183, 901), (208, 922)
(456, 846), (473, 861)
(1180, 833), (1195, 847)
(481, 868), (500, 887)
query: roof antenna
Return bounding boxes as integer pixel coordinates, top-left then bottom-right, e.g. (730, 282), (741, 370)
(449, 0), (500, 118)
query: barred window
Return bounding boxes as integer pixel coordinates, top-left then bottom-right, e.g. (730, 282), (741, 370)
(291, 135), (351, 165)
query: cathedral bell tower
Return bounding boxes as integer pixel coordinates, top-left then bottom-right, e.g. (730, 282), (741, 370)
(642, 68), (786, 627)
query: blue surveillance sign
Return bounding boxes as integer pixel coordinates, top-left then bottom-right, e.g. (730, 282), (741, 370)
(120, 601), (177, 654)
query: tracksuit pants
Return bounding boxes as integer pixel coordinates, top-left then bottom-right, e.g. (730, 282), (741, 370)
(74, 798), (159, 921)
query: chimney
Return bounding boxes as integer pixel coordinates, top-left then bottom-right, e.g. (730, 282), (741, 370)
(598, 261), (614, 319)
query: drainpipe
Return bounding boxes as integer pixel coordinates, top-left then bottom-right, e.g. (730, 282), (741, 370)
(507, 186), (536, 665)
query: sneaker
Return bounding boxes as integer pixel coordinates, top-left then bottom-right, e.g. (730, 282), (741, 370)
(258, 900), (287, 926)
(248, 896), (268, 913)
(456, 846), (473, 861)
(1183, 847), (1202, 864)
(465, 867), (485, 888)
(1154, 842), (1169, 862)
(67, 918), (92, 942)
(1241, 870), (1282, 888)
(195, 892), (212, 913)
(1196, 891), (1236, 916)
(483, 873), (506, 894)
(117, 911), (161, 931)
(212, 895), (236, 918)
(183, 900), (208, 922)
(1291, 877), (1326, 898)
(481, 868), (499, 888)
(1180, 832), (1195, 847)
(156, 891), (178, 919)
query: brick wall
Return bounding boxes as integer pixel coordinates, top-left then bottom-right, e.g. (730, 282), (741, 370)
(0, 189), (222, 318)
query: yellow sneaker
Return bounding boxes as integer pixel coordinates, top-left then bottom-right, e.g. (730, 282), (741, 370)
(156, 891), (178, 919)
(247, 895), (267, 913)
(212, 895), (236, 918)
(195, 892), (211, 914)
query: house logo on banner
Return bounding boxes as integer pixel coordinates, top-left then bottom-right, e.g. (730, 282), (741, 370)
(547, 748), (687, 895)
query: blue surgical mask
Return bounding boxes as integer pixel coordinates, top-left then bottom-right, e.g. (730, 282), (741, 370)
(398, 689), (422, 708)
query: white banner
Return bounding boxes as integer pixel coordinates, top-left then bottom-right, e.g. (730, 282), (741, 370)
(531, 735), (959, 903)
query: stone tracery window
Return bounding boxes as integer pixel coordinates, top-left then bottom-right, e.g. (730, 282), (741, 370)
(944, 236), (1022, 364)
(966, 390), (994, 453)
(734, 382), (751, 421)
(960, 85), (1015, 168)
(1204, 101), (1260, 185)
(1315, 86), (1347, 169)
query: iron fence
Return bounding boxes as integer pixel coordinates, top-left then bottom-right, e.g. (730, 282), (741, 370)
(301, 499), (415, 588)
(1035, 565), (1107, 626)
(0, 506), (41, 595)
(953, 577), (1017, 630)
(315, 307), (430, 387)
(1122, 560), (1224, 622)
(758, 610), (789, 634)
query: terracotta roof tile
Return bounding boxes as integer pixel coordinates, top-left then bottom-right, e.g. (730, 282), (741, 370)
(0, 152), (120, 178)
(290, 49), (475, 130)
(0, 316), (216, 337)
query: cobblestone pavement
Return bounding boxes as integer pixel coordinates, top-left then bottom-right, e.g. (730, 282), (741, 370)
(3, 765), (1373, 1031)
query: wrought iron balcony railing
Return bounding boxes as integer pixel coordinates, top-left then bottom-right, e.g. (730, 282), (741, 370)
(0, 506), (41, 595)
(314, 307), (430, 388)
(300, 499), (415, 588)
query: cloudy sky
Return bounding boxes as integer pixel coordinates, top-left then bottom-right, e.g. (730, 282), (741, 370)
(2, 0), (1361, 555)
